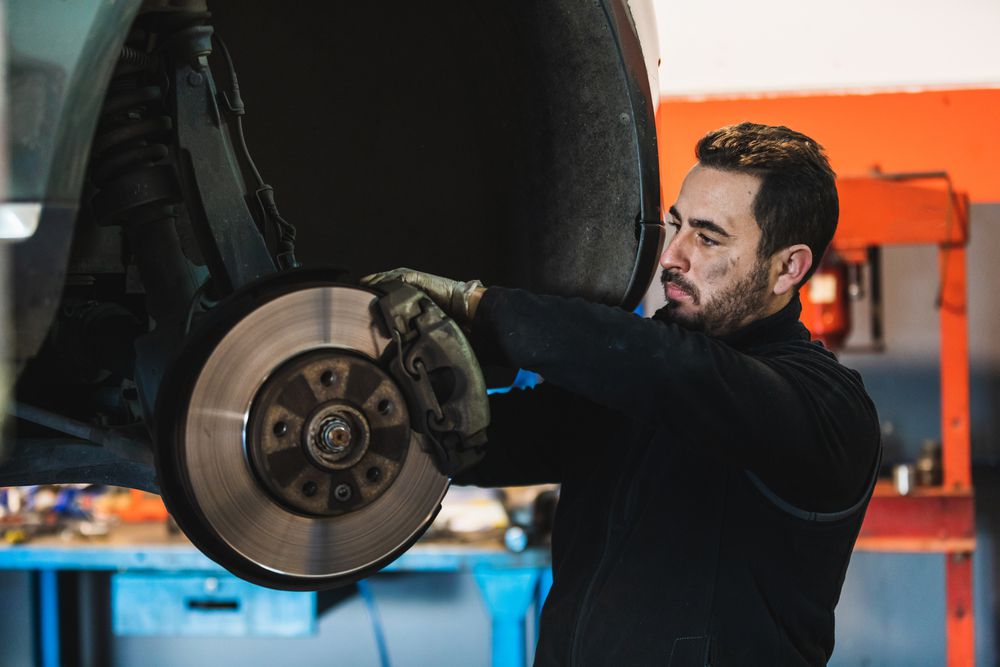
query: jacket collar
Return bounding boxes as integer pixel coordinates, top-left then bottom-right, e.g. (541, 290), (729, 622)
(716, 293), (811, 351)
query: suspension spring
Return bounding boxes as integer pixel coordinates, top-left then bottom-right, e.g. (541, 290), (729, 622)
(87, 36), (203, 333)
(119, 45), (157, 70)
(90, 49), (180, 227)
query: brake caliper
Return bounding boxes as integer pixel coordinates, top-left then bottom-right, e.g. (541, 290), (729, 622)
(375, 283), (489, 476)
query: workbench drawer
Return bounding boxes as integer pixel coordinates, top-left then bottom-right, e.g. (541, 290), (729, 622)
(111, 572), (316, 637)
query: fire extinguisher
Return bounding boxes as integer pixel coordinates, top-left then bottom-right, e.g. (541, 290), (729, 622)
(801, 255), (851, 350)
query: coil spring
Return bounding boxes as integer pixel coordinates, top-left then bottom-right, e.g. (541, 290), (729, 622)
(90, 49), (178, 226)
(119, 45), (157, 70)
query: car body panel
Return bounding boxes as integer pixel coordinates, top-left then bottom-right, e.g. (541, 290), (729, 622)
(6, 0), (141, 205)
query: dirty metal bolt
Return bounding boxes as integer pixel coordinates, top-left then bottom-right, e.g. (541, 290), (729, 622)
(318, 417), (351, 453)
(187, 71), (204, 87)
(334, 484), (352, 502)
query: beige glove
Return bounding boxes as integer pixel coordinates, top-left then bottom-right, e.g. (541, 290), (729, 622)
(361, 268), (486, 327)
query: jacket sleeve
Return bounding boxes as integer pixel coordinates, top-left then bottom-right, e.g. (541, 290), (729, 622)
(470, 287), (880, 511)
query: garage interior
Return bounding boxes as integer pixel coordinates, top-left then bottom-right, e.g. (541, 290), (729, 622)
(2, 0), (1000, 665)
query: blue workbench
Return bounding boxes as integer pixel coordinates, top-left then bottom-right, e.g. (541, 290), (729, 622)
(0, 525), (553, 667)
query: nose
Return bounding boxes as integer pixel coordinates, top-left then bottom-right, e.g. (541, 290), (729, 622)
(659, 230), (691, 273)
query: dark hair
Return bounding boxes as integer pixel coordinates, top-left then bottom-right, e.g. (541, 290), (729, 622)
(695, 122), (838, 285)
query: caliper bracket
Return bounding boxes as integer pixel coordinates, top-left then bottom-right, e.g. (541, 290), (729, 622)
(374, 283), (489, 476)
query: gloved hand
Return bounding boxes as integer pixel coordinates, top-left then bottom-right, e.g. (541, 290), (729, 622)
(361, 268), (486, 327)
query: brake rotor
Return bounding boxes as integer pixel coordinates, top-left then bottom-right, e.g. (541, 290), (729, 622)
(156, 279), (449, 590)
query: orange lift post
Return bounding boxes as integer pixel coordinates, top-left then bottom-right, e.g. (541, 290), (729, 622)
(805, 174), (975, 667)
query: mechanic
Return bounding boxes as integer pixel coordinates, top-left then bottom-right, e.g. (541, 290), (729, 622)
(364, 122), (881, 666)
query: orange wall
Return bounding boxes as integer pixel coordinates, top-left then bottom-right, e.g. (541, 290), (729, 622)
(656, 88), (1000, 205)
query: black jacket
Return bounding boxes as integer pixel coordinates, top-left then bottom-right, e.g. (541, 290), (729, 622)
(457, 288), (881, 666)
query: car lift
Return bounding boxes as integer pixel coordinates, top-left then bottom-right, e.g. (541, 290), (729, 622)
(832, 174), (975, 667)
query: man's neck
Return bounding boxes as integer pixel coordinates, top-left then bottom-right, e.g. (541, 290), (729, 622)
(717, 292), (805, 350)
(734, 291), (794, 332)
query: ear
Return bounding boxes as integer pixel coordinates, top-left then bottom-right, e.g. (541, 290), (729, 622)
(772, 244), (813, 296)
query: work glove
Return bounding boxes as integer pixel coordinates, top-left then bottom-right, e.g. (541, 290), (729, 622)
(361, 268), (486, 327)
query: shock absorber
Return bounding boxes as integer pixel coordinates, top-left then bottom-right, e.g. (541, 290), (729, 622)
(86, 26), (210, 420)
(89, 36), (203, 333)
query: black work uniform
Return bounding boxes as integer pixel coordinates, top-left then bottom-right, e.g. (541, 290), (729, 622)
(456, 288), (881, 667)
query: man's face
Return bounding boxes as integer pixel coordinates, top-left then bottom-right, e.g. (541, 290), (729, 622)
(658, 164), (775, 335)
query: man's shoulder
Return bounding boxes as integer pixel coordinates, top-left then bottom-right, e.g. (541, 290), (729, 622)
(752, 337), (871, 399)
(753, 334), (844, 364)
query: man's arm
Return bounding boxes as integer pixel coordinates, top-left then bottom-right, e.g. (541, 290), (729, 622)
(472, 287), (880, 511)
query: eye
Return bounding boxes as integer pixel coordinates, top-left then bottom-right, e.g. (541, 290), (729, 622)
(666, 220), (680, 233)
(697, 233), (719, 247)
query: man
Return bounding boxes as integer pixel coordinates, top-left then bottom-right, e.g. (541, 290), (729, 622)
(364, 123), (881, 666)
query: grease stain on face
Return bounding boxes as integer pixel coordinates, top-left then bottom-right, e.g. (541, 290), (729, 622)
(704, 258), (731, 284)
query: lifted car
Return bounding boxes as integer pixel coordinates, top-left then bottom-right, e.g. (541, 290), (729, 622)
(1, 0), (663, 589)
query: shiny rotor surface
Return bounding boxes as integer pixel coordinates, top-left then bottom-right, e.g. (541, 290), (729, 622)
(181, 285), (449, 579)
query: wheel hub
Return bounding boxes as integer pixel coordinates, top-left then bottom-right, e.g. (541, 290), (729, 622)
(246, 350), (408, 517)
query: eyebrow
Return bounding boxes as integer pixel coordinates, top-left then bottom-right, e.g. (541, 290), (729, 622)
(668, 205), (732, 239)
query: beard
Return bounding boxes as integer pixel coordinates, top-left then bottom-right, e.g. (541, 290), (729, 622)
(656, 260), (772, 336)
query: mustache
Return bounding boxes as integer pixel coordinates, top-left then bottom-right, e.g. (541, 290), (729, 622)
(660, 269), (699, 302)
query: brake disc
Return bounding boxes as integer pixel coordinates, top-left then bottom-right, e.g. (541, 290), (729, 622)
(155, 275), (471, 590)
